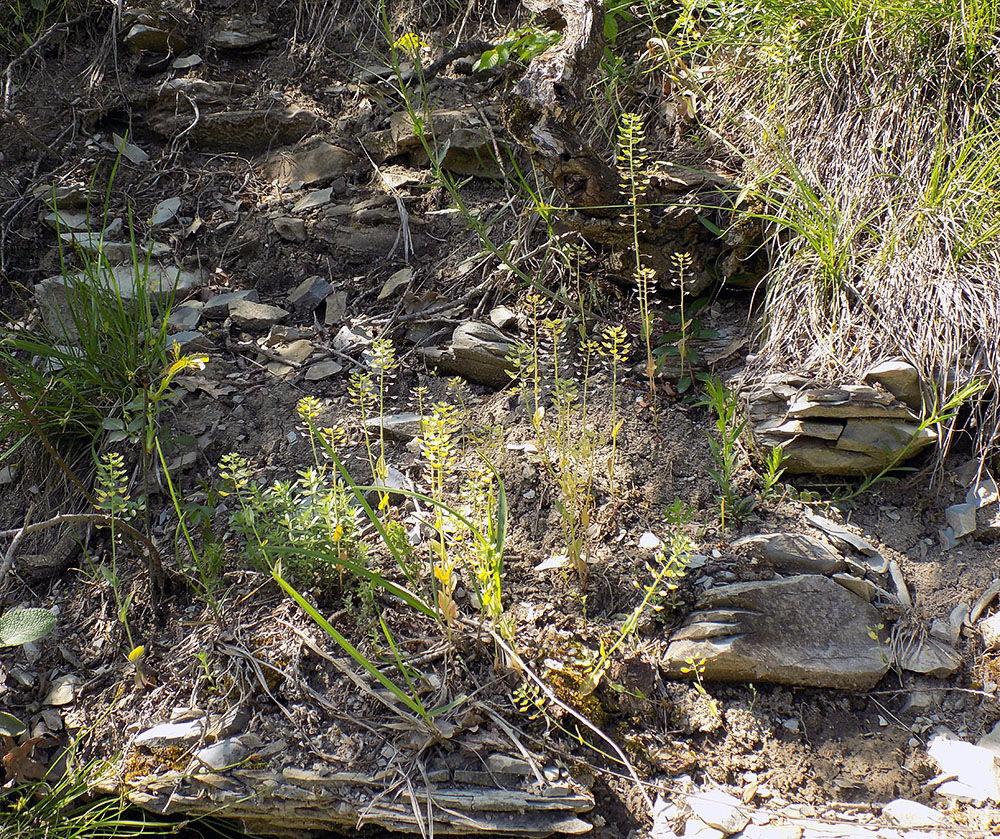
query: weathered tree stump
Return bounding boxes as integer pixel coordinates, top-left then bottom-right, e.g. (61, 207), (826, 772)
(501, 0), (754, 293)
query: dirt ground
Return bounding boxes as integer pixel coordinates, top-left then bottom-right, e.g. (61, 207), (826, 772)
(1, 2), (999, 837)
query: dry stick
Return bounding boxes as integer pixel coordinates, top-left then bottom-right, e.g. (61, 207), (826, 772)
(0, 505), (35, 592)
(0, 361), (165, 594)
(2, 12), (90, 114)
(479, 622), (653, 814)
(0, 512), (162, 592)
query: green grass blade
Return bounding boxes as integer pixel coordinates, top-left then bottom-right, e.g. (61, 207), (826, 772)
(260, 543), (434, 618)
(271, 569), (428, 718)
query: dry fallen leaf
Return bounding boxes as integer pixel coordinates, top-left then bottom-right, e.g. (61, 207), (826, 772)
(3, 736), (46, 783)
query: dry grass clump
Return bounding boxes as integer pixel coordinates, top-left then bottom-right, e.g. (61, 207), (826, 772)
(685, 0), (1000, 461)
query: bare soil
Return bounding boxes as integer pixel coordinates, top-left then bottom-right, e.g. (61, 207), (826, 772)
(1, 3), (999, 837)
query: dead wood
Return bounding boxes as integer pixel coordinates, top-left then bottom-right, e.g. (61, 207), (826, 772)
(500, 0), (620, 214)
(500, 0), (749, 292)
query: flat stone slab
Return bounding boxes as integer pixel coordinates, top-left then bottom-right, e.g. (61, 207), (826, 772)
(663, 575), (890, 690)
(111, 766), (594, 838)
(420, 321), (515, 388)
(363, 413), (428, 441)
(35, 265), (204, 340)
(287, 275), (332, 312)
(304, 360), (343, 380)
(230, 300), (289, 331)
(167, 304), (201, 331)
(734, 533), (845, 574)
(169, 331), (214, 354)
(687, 789), (749, 834)
(265, 142), (356, 187)
(203, 290), (260, 320)
(864, 360), (923, 410)
(927, 732), (1000, 803)
(895, 634), (961, 678)
(746, 376), (936, 476)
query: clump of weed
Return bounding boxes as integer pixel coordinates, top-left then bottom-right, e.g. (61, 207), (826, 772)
(617, 112), (656, 402)
(218, 424), (367, 593)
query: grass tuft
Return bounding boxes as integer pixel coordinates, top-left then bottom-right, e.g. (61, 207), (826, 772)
(675, 0), (1000, 464)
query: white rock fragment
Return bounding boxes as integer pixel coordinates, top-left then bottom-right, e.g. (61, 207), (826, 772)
(687, 789), (750, 834)
(980, 721), (1000, 755)
(939, 526), (958, 550)
(887, 559), (912, 608)
(927, 731), (1000, 803)
(489, 305), (517, 330)
(273, 216), (307, 242)
(734, 532), (845, 574)
(485, 754), (531, 776)
(195, 734), (260, 770)
(967, 471), (999, 507)
(650, 793), (682, 839)
(739, 825), (803, 839)
(292, 188), (333, 212)
(151, 197), (181, 226)
(378, 266), (412, 300)
(930, 603), (967, 646)
(831, 573), (879, 603)
(364, 413), (427, 441)
(230, 300), (289, 332)
(44, 674), (80, 706)
(969, 581), (1000, 624)
(945, 502), (977, 538)
(896, 636), (961, 678)
(333, 324), (372, 353)
(639, 531), (661, 550)
(535, 555), (570, 572)
(167, 304), (201, 331)
(882, 798), (943, 827)
(682, 817), (724, 839)
(134, 718), (206, 748)
(980, 612), (1000, 651)
(172, 54), (202, 69)
(304, 360), (343, 381)
(112, 133), (149, 164)
(324, 289), (347, 325)
(864, 360), (923, 409)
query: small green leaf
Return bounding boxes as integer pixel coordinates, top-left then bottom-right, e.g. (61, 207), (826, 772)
(698, 215), (725, 236)
(0, 712), (26, 737)
(604, 15), (619, 44)
(101, 418), (125, 431)
(0, 608), (57, 647)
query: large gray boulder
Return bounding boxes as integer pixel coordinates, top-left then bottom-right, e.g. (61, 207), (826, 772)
(663, 575), (890, 689)
(746, 375), (936, 476)
(420, 322), (515, 388)
(35, 265), (203, 341)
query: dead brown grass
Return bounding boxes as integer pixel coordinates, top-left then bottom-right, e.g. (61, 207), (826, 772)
(703, 19), (1000, 462)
